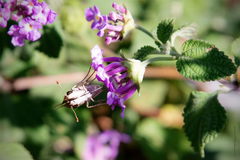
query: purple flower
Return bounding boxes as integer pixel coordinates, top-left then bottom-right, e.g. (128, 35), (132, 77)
(18, 17), (42, 41)
(85, 6), (108, 37)
(1, 0), (56, 46)
(91, 45), (140, 117)
(85, 3), (135, 45)
(46, 9), (56, 24)
(83, 130), (130, 160)
(0, 1), (11, 27)
(8, 17), (43, 46)
(8, 25), (25, 46)
(15, 0), (37, 16)
(31, 1), (56, 25)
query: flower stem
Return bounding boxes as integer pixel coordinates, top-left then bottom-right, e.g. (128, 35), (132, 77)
(136, 25), (162, 45)
(143, 56), (176, 65)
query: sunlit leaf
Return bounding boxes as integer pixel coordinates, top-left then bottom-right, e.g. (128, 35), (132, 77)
(176, 40), (236, 81)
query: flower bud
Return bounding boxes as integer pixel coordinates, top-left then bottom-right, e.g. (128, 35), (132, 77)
(124, 58), (147, 90)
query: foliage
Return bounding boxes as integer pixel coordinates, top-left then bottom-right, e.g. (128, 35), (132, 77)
(183, 91), (227, 157)
(157, 19), (174, 44)
(36, 25), (63, 58)
(0, 0), (239, 160)
(0, 143), (33, 160)
(133, 46), (157, 61)
(176, 40), (237, 81)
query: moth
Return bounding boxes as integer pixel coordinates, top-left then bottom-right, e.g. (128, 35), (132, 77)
(60, 67), (103, 122)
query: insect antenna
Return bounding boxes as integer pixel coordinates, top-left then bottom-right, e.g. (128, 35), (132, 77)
(85, 69), (96, 83)
(75, 67), (95, 87)
(81, 66), (92, 83)
(88, 76), (97, 84)
(71, 106), (79, 122)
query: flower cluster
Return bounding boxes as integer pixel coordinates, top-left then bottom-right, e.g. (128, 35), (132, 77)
(83, 130), (130, 160)
(0, 0), (56, 46)
(85, 2), (135, 45)
(91, 45), (146, 117)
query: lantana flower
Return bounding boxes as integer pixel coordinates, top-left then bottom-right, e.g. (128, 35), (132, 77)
(83, 130), (130, 160)
(85, 2), (135, 45)
(0, 0), (56, 46)
(91, 45), (147, 117)
(0, 1), (11, 27)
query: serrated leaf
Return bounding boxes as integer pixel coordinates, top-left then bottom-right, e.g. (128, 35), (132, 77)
(37, 25), (63, 58)
(0, 143), (34, 160)
(133, 46), (157, 61)
(157, 19), (174, 43)
(183, 91), (226, 157)
(176, 40), (237, 81)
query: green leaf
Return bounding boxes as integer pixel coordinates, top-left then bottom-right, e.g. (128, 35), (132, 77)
(176, 40), (237, 81)
(37, 25), (63, 58)
(156, 19), (174, 43)
(183, 91), (226, 157)
(133, 46), (157, 61)
(234, 56), (240, 67)
(0, 143), (33, 160)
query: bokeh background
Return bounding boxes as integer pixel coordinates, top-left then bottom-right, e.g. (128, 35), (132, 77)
(0, 0), (240, 160)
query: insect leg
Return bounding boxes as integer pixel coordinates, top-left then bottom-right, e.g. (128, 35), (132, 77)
(70, 106), (79, 123)
(87, 103), (107, 108)
(86, 101), (89, 108)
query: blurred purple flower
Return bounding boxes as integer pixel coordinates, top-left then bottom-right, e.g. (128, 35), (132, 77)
(217, 80), (240, 112)
(1, 0), (56, 46)
(0, 0), (11, 27)
(31, 1), (56, 25)
(83, 130), (130, 160)
(15, 0), (37, 16)
(193, 79), (240, 112)
(91, 45), (138, 117)
(85, 3), (135, 45)
(8, 25), (25, 46)
(18, 17), (42, 41)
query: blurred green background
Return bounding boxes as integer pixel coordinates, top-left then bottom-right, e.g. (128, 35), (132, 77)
(0, 0), (240, 160)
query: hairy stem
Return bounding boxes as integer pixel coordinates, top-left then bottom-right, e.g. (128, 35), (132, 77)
(136, 25), (162, 45)
(143, 56), (176, 65)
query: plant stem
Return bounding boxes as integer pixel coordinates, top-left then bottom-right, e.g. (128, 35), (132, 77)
(136, 25), (162, 45)
(143, 56), (176, 65)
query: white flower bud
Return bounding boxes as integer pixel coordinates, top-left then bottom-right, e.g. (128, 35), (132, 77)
(124, 58), (147, 89)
